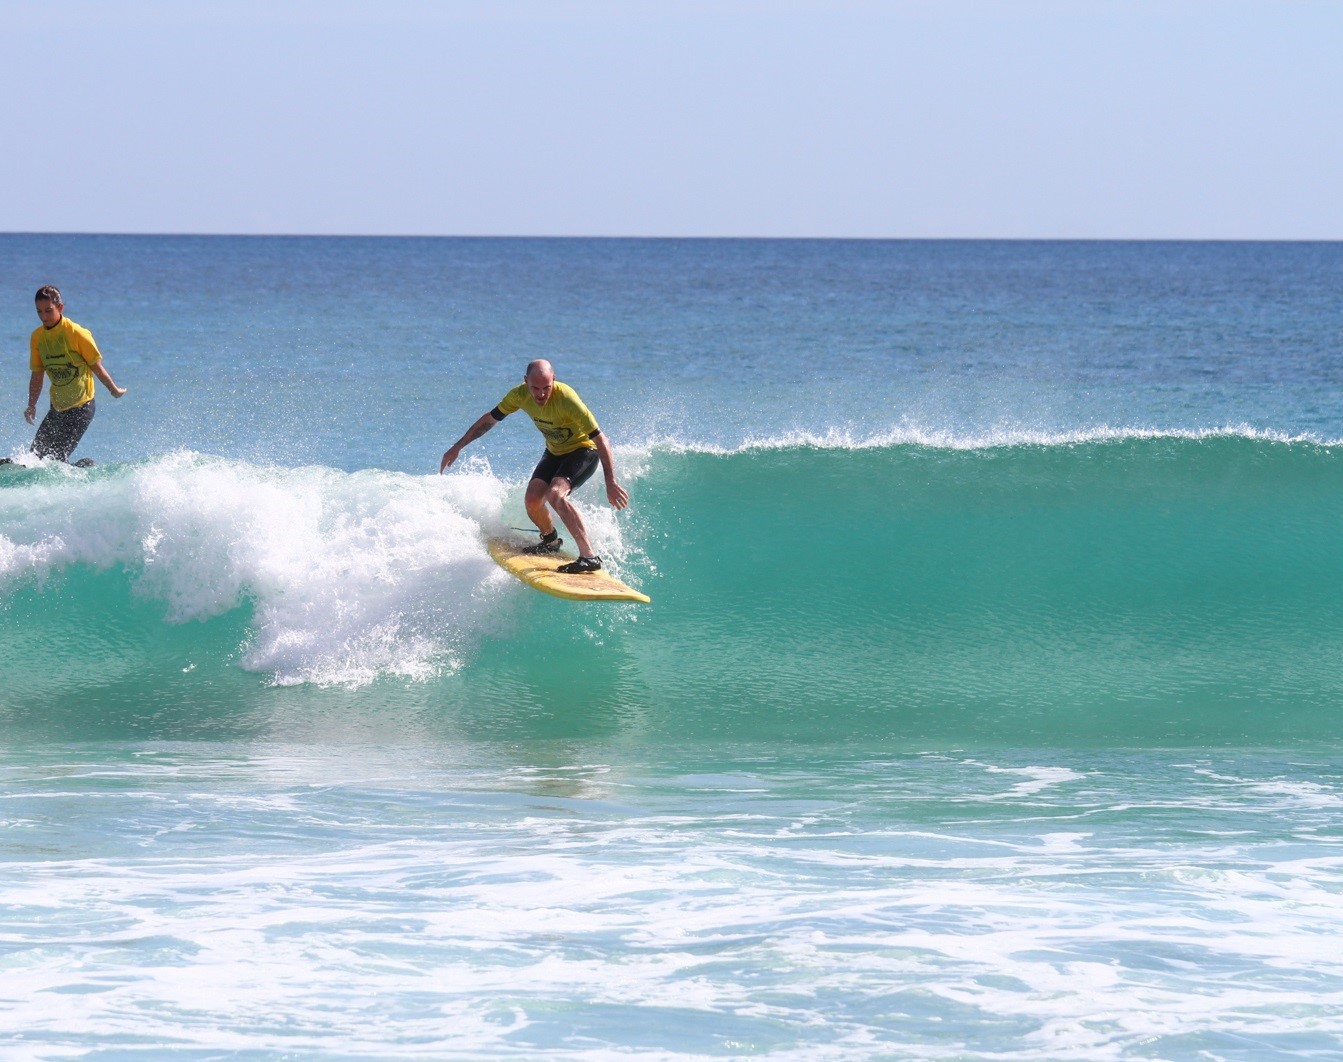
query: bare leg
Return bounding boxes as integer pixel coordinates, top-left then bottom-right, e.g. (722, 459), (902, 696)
(536, 476), (595, 557)
(524, 477), (556, 536)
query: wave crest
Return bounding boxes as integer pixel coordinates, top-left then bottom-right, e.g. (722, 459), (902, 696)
(625, 422), (1342, 458)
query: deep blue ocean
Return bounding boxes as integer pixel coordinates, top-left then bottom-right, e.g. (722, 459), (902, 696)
(3, 236), (1343, 1058)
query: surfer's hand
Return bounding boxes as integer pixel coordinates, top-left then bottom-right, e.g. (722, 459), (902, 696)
(608, 481), (629, 510)
(439, 448), (459, 474)
(110, 385), (127, 399)
(24, 405), (35, 425)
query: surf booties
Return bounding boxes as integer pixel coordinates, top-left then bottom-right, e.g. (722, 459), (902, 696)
(523, 530), (563, 555)
(559, 556), (603, 575)
(523, 530), (603, 574)
(0, 456), (95, 468)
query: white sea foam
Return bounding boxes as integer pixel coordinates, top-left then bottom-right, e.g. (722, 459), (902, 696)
(7, 750), (1343, 1058)
(969, 762), (1086, 800)
(624, 421), (1343, 458)
(0, 451), (635, 686)
(1189, 766), (1343, 809)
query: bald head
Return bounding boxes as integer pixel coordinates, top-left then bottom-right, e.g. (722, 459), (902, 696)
(524, 359), (556, 405)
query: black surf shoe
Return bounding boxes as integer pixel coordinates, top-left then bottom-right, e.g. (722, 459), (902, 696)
(523, 531), (562, 555)
(558, 555), (603, 575)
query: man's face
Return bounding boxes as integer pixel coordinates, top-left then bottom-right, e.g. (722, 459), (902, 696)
(526, 370), (555, 405)
(35, 299), (63, 328)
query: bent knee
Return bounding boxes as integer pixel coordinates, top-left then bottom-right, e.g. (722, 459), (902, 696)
(545, 480), (574, 507)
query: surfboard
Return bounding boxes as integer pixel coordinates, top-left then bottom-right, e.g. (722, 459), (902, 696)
(486, 536), (651, 604)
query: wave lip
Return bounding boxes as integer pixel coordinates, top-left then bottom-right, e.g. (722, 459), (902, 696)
(625, 422), (1343, 459)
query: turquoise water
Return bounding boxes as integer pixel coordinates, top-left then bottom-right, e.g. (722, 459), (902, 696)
(3, 237), (1343, 1057)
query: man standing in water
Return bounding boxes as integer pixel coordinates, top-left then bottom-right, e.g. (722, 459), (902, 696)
(22, 286), (127, 463)
(440, 359), (629, 574)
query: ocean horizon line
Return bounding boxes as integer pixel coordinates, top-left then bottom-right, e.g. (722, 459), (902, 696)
(5, 230), (1342, 244)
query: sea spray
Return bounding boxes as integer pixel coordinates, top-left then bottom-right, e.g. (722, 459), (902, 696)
(2, 452), (516, 686)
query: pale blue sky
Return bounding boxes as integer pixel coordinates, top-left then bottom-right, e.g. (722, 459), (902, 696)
(2, 0), (1339, 238)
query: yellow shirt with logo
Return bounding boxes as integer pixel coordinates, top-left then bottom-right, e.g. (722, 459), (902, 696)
(30, 317), (102, 412)
(496, 381), (599, 456)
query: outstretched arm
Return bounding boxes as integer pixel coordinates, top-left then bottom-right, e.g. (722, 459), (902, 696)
(440, 411), (500, 473)
(24, 371), (43, 424)
(91, 362), (127, 399)
(594, 432), (629, 510)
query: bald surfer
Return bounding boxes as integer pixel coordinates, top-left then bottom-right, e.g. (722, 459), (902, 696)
(440, 359), (629, 574)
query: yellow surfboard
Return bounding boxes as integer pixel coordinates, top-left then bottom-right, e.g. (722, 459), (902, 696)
(486, 536), (651, 604)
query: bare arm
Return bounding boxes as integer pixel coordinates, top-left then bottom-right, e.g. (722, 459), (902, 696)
(24, 370), (43, 424)
(440, 411), (500, 473)
(593, 432), (629, 510)
(91, 361), (127, 399)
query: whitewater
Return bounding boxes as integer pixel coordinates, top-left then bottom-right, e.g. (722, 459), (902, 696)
(3, 236), (1343, 1058)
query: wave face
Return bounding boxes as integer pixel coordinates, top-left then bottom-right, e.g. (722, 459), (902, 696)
(4, 435), (1343, 746)
(632, 432), (1343, 746)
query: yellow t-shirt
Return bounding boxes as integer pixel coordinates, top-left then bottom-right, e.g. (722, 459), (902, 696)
(30, 317), (101, 412)
(496, 381), (600, 456)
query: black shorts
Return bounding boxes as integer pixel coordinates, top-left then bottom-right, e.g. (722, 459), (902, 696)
(530, 447), (600, 491)
(33, 399), (96, 462)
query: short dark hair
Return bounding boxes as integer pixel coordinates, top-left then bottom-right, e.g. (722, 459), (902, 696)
(35, 285), (62, 305)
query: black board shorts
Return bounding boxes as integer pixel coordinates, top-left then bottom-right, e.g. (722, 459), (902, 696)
(530, 446), (600, 491)
(33, 399), (96, 462)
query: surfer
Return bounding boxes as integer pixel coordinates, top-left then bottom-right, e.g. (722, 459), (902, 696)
(21, 286), (127, 463)
(440, 359), (629, 574)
